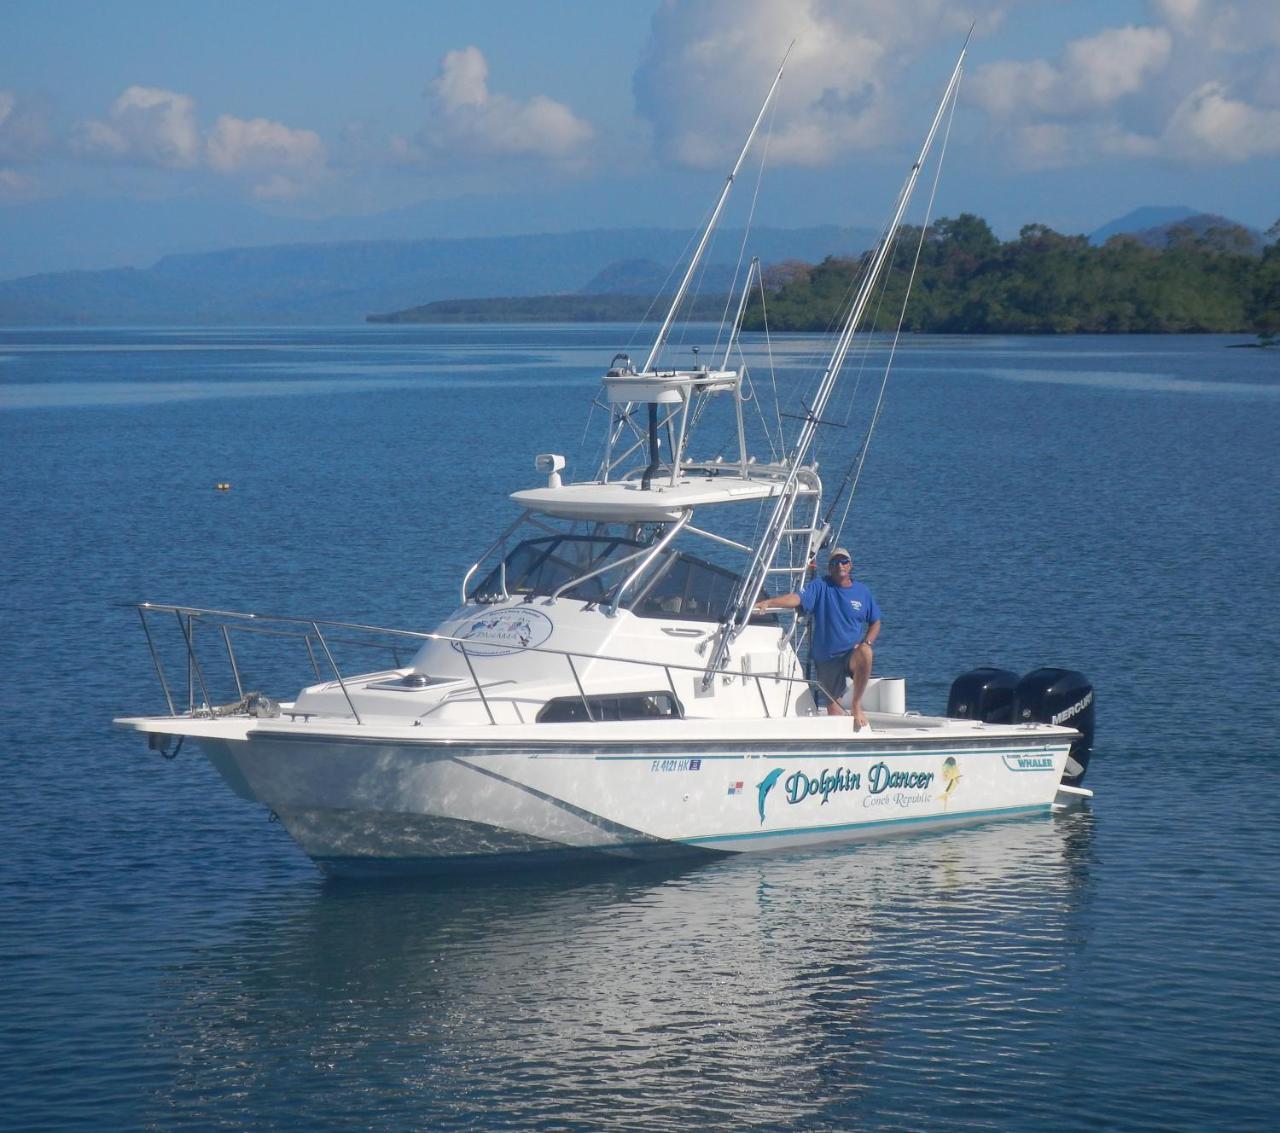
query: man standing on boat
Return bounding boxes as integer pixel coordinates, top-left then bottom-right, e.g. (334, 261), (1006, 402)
(752, 547), (881, 728)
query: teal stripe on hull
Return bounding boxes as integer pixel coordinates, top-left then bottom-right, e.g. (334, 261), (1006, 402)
(683, 802), (1052, 847)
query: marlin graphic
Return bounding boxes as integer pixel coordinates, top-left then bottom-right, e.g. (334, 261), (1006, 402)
(756, 768), (784, 824)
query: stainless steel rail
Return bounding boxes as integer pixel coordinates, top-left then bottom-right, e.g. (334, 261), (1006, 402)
(127, 601), (833, 725)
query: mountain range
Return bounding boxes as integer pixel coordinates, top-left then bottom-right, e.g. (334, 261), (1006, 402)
(0, 227), (874, 326)
(0, 209), (1263, 326)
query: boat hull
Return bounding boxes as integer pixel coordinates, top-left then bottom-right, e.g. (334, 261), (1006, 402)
(190, 727), (1073, 877)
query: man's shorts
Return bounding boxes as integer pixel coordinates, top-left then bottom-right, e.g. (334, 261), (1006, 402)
(813, 649), (854, 707)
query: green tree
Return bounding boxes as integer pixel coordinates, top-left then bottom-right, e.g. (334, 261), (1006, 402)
(742, 213), (1271, 336)
(1251, 221), (1280, 343)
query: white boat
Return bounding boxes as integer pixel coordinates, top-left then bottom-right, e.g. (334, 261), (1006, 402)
(115, 43), (1095, 877)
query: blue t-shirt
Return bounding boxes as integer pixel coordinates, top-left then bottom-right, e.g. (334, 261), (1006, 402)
(799, 577), (881, 662)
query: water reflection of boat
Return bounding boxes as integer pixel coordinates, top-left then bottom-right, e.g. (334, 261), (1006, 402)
(145, 810), (1095, 1128)
(115, 43), (1093, 876)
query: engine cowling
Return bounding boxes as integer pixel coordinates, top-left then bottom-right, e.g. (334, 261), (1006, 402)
(948, 665), (1095, 787)
(946, 666), (1019, 724)
(1013, 667), (1094, 787)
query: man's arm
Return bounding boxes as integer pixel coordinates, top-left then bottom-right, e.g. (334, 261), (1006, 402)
(860, 618), (882, 648)
(753, 592), (802, 613)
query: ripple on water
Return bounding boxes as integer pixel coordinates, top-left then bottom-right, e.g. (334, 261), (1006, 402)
(3, 330), (1279, 1132)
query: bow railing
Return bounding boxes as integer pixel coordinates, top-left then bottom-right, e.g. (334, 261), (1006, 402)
(127, 601), (832, 727)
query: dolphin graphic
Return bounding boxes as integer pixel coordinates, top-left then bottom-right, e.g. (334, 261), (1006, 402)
(756, 768), (784, 825)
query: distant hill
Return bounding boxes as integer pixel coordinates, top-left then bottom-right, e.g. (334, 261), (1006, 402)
(1090, 206), (1262, 251)
(1131, 212), (1263, 253)
(579, 258), (737, 295)
(0, 225), (874, 326)
(1089, 206), (1199, 245)
(369, 293), (730, 324)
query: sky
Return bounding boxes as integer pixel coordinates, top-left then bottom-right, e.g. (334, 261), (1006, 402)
(2, 0), (1278, 278)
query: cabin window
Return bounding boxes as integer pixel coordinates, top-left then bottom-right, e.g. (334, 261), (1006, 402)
(537, 691), (683, 723)
(631, 553), (741, 622)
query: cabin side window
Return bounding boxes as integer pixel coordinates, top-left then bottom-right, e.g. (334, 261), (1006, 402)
(631, 553), (740, 622)
(537, 691), (683, 723)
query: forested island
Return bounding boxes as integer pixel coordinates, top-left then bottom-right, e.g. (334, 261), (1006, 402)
(370, 214), (1280, 339)
(747, 214), (1279, 337)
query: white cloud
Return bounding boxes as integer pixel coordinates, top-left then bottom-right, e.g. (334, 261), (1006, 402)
(435, 45), (489, 109)
(404, 46), (593, 163)
(1152, 0), (1280, 53)
(999, 121), (1160, 171)
(969, 6), (1280, 169)
(206, 116), (326, 199)
(76, 86), (200, 167)
(0, 166), (37, 200)
(969, 26), (1171, 119)
(69, 87), (328, 197)
(1064, 26), (1172, 106)
(635, 1), (1280, 176)
(206, 115), (325, 172)
(1163, 80), (1280, 161)
(965, 60), (1057, 119)
(0, 89), (52, 162)
(633, 0), (990, 169)
(1153, 0), (1280, 106)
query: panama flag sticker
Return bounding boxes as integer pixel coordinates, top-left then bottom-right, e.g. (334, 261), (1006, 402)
(727, 781), (745, 795)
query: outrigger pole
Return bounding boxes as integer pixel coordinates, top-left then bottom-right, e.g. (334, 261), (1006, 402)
(704, 37), (970, 687)
(640, 43), (793, 374)
(600, 45), (792, 479)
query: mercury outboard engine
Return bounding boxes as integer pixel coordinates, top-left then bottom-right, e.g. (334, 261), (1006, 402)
(1013, 667), (1094, 787)
(946, 667), (1019, 724)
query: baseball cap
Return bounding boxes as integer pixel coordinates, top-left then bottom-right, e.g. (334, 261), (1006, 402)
(828, 546), (852, 563)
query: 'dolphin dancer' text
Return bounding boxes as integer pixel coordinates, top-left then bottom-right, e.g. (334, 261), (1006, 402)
(784, 768), (861, 805)
(867, 762), (935, 794)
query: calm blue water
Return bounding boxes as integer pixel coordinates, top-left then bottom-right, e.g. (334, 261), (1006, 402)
(1, 327), (1277, 1132)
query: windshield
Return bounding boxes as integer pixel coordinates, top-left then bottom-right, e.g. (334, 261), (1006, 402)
(469, 536), (647, 603)
(470, 534), (756, 623)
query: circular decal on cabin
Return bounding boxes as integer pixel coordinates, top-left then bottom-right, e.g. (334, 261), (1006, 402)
(452, 608), (554, 657)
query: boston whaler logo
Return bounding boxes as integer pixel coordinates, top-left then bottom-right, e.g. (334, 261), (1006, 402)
(452, 608), (554, 657)
(754, 760), (949, 823)
(1002, 753), (1056, 772)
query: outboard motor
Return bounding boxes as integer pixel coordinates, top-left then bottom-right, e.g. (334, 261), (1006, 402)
(1013, 668), (1095, 787)
(946, 667), (1019, 724)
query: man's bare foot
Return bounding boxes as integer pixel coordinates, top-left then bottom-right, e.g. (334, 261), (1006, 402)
(853, 708), (868, 731)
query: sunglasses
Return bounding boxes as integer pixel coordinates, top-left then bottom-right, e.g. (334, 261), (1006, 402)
(829, 557), (851, 565)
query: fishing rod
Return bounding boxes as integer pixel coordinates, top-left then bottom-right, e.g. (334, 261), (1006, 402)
(702, 35), (970, 686)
